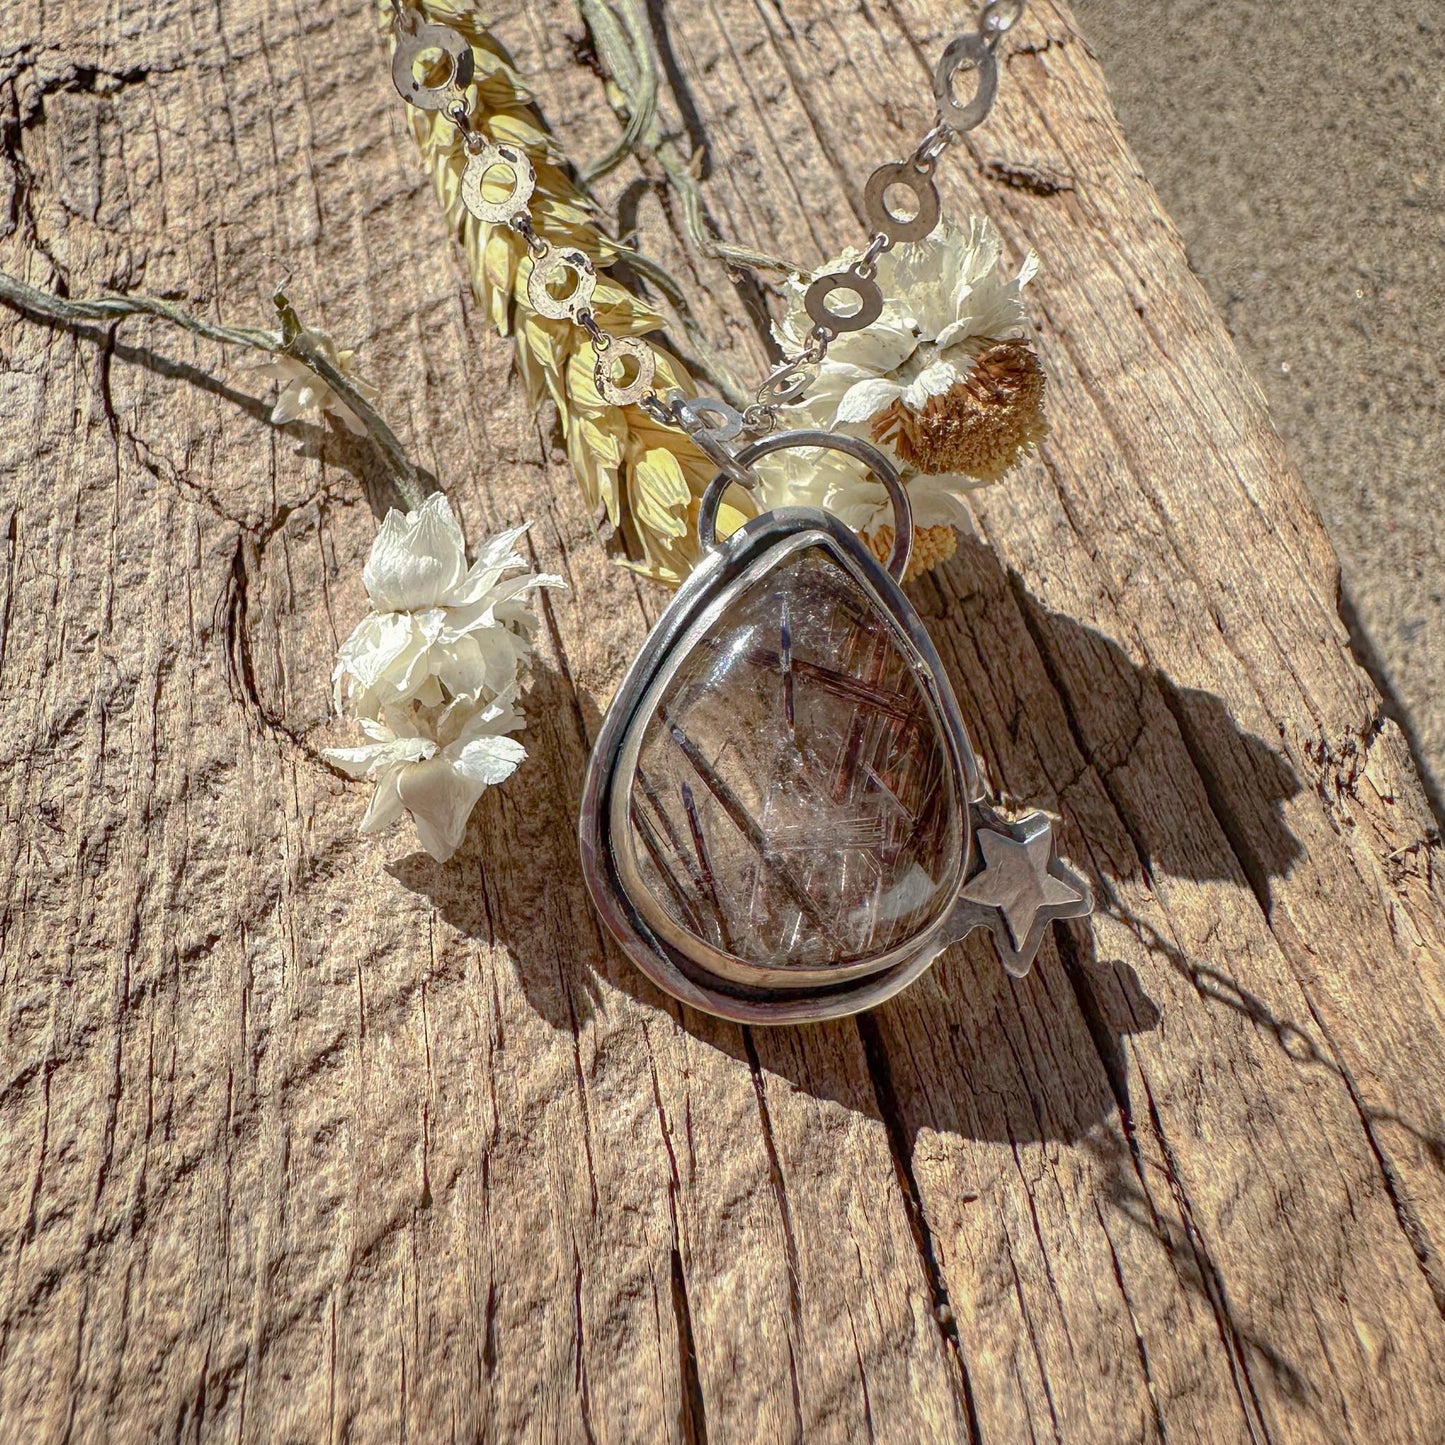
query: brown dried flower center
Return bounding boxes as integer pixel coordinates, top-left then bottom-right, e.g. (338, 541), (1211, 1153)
(870, 339), (1048, 482)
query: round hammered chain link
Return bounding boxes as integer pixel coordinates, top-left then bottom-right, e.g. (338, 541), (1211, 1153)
(526, 246), (598, 321)
(461, 141), (535, 225)
(389, 3), (659, 410)
(390, 4), (474, 111)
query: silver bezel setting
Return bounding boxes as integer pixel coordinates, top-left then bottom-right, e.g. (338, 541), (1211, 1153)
(578, 506), (985, 1024)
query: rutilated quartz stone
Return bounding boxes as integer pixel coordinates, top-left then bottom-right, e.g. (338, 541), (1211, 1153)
(626, 547), (963, 971)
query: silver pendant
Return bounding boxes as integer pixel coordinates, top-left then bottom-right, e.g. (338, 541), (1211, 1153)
(578, 426), (1092, 1023)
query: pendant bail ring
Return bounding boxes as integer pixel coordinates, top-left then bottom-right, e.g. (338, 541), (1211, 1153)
(695, 430), (913, 582)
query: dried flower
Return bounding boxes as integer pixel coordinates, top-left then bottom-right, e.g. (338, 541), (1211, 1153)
(864, 523), (959, 582)
(870, 337), (1046, 481)
(381, 9), (1043, 585)
(323, 689), (528, 862)
(756, 218), (1046, 553)
(255, 324), (379, 435)
(334, 491), (563, 716)
(325, 491), (561, 861)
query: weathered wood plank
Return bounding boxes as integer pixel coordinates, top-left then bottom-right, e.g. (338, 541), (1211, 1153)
(1, 0), (1442, 1440)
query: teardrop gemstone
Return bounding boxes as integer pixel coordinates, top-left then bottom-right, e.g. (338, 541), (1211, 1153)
(620, 545), (965, 977)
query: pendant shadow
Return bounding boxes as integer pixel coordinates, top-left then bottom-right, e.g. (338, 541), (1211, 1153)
(380, 525), (1409, 1428)
(372, 520), (1421, 1445)
(390, 524), (1315, 1150)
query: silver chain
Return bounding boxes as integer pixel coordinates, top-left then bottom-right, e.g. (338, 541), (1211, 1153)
(758, 0), (1018, 427)
(388, 1), (1022, 480)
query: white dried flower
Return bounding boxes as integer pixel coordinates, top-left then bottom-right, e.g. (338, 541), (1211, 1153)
(325, 492), (563, 861)
(322, 689), (528, 863)
(334, 491), (564, 716)
(255, 325), (380, 436)
(756, 218), (1045, 538)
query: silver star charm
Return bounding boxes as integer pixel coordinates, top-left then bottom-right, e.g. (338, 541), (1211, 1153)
(958, 811), (1092, 977)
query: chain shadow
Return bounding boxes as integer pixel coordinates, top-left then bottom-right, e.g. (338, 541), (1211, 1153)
(1116, 904), (1445, 1174)
(1079, 1123), (1328, 1440)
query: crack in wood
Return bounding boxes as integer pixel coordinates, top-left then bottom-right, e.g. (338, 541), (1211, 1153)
(854, 1013), (984, 1443)
(1093, 1199), (1169, 1443)
(1297, 989), (1445, 1322)
(739, 1029), (806, 1442)
(641, 1025), (711, 1443)
(1000, 1206), (1067, 1445)
(1054, 915), (1273, 1441)
(0, 507), (17, 690)
(668, 1247), (708, 1445)
(573, 1245), (598, 1445)
(983, 158), (1075, 196)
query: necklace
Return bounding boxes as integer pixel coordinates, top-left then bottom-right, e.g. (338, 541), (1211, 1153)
(389, 0), (1093, 1022)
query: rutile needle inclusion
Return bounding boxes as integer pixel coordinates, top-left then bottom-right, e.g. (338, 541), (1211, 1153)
(626, 548), (964, 969)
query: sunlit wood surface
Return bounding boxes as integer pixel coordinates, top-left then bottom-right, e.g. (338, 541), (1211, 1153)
(2, 0), (1443, 1438)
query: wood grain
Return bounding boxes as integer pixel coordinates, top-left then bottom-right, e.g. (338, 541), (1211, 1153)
(2, 0), (1443, 1440)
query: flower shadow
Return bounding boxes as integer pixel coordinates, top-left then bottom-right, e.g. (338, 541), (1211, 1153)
(115, 330), (434, 520)
(17, 308), (428, 520)
(914, 532), (1306, 902)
